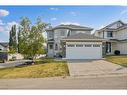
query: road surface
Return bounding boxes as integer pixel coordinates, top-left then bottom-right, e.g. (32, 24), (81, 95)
(0, 75), (127, 89)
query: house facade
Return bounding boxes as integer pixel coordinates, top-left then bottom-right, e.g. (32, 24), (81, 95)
(0, 42), (9, 52)
(46, 24), (106, 59)
(46, 24), (93, 58)
(94, 20), (127, 55)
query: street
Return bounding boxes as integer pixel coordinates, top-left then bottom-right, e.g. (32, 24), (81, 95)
(0, 75), (127, 89)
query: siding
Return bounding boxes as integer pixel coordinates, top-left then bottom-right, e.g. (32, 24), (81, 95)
(117, 42), (127, 54)
(116, 28), (127, 40)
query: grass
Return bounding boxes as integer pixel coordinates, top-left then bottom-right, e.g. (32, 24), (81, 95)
(0, 59), (69, 79)
(105, 55), (127, 67)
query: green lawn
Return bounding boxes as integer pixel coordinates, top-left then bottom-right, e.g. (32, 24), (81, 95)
(105, 55), (127, 67)
(0, 59), (69, 79)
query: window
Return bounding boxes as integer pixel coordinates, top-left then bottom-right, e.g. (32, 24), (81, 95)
(93, 44), (100, 47)
(55, 44), (58, 50)
(107, 31), (113, 37)
(67, 44), (75, 47)
(48, 32), (53, 38)
(76, 44), (83, 47)
(49, 44), (53, 49)
(60, 30), (65, 36)
(85, 44), (92, 47)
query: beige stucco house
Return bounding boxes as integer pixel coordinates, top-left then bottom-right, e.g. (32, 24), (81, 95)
(94, 20), (127, 55)
(46, 24), (105, 59)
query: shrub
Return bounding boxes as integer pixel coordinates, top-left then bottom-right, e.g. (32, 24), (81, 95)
(114, 50), (120, 55)
(9, 59), (15, 61)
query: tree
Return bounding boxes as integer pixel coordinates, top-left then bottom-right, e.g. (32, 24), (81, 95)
(18, 17), (31, 58)
(19, 17), (48, 59)
(17, 26), (21, 53)
(9, 25), (17, 53)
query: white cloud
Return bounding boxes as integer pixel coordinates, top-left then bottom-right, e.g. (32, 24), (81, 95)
(70, 11), (77, 16)
(0, 19), (5, 25)
(0, 9), (9, 17)
(7, 21), (19, 27)
(50, 7), (58, 11)
(120, 9), (127, 14)
(50, 17), (57, 21)
(61, 22), (80, 25)
(0, 20), (18, 33)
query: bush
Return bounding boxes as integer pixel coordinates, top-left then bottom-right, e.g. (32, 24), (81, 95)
(114, 50), (120, 55)
(9, 59), (15, 61)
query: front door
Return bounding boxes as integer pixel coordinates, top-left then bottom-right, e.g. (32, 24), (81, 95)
(106, 42), (112, 53)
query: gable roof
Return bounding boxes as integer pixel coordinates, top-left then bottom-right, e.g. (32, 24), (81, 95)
(62, 33), (104, 41)
(117, 24), (127, 31)
(98, 20), (125, 31)
(46, 24), (93, 31)
(0, 42), (9, 48)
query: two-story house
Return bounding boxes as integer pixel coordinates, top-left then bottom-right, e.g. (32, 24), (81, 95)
(46, 24), (105, 59)
(46, 24), (93, 57)
(94, 20), (127, 55)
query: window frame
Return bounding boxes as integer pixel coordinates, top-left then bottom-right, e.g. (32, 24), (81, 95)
(93, 44), (100, 47)
(55, 44), (58, 50)
(49, 44), (53, 49)
(67, 44), (75, 47)
(107, 31), (113, 37)
(76, 44), (83, 47)
(60, 30), (66, 36)
(84, 44), (92, 47)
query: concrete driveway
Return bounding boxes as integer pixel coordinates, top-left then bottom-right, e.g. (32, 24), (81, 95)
(67, 60), (127, 76)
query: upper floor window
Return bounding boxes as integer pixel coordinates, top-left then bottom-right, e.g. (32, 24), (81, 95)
(48, 32), (53, 38)
(60, 30), (65, 36)
(107, 31), (113, 37)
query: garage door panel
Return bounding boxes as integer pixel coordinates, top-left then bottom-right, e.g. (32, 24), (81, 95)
(66, 44), (102, 59)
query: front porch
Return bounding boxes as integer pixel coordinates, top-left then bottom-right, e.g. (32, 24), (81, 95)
(104, 40), (118, 55)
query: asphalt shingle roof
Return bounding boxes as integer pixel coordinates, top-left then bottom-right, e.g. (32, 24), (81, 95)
(63, 33), (104, 40)
(46, 24), (93, 31)
(0, 42), (9, 47)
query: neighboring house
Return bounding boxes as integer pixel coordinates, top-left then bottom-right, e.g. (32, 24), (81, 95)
(0, 42), (9, 52)
(46, 24), (105, 59)
(0, 42), (9, 62)
(0, 42), (24, 61)
(94, 20), (127, 55)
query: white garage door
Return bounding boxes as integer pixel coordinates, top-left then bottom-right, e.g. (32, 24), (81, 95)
(66, 42), (102, 59)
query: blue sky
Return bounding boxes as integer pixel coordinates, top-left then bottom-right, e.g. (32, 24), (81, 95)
(0, 6), (127, 42)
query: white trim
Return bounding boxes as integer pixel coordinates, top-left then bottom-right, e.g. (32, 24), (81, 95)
(62, 39), (105, 41)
